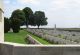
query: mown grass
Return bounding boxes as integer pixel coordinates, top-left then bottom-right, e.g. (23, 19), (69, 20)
(4, 29), (52, 45)
(4, 30), (28, 44)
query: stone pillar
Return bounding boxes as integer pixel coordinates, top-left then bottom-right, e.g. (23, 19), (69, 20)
(0, 0), (4, 42)
(54, 24), (57, 33)
(54, 24), (56, 30)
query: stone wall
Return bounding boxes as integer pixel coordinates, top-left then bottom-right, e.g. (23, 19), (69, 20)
(0, 42), (80, 55)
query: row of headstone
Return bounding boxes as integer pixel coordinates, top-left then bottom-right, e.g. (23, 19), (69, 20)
(38, 29), (80, 43)
(27, 35), (42, 44)
(27, 29), (77, 44)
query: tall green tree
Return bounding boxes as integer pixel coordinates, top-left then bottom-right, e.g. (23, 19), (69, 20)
(34, 11), (48, 29)
(10, 9), (25, 33)
(10, 9), (25, 25)
(41, 17), (48, 25)
(4, 17), (10, 33)
(29, 14), (36, 26)
(23, 7), (33, 28)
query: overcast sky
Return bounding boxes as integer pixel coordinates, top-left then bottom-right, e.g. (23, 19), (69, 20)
(4, 0), (80, 28)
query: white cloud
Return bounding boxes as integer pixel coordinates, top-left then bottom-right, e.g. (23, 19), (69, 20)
(17, 0), (40, 5)
(50, 0), (80, 9)
(64, 0), (80, 8)
(4, 0), (10, 4)
(4, 0), (80, 28)
(50, 0), (64, 8)
(44, 0), (80, 27)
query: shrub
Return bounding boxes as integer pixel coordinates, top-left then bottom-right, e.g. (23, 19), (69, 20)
(4, 17), (10, 33)
(24, 37), (29, 44)
(72, 34), (76, 36)
(11, 18), (21, 33)
(58, 34), (61, 36)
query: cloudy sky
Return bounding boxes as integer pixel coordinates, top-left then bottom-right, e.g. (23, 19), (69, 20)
(3, 0), (80, 28)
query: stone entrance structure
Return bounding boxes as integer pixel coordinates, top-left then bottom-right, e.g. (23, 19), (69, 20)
(0, 0), (4, 42)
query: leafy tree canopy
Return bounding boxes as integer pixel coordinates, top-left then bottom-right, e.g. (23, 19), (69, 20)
(23, 7), (33, 28)
(34, 11), (48, 28)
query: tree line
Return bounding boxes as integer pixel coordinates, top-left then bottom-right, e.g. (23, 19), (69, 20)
(4, 7), (48, 33)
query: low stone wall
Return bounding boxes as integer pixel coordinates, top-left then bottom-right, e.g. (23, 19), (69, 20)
(0, 42), (80, 55)
(27, 35), (42, 45)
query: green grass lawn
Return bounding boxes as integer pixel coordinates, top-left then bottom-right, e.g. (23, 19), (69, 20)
(4, 30), (28, 44)
(5, 29), (52, 45)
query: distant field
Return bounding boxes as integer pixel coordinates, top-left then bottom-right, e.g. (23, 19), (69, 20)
(4, 29), (51, 44)
(58, 28), (80, 31)
(29, 28), (80, 32)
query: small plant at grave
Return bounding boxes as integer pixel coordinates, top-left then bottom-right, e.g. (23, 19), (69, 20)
(55, 35), (57, 37)
(55, 41), (59, 44)
(58, 34), (62, 38)
(69, 39), (72, 41)
(46, 39), (54, 44)
(50, 40), (56, 44)
(72, 34), (76, 36)
(63, 36), (67, 39)
(69, 30), (71, 32)
(58, 34), (64, 39)
(74, 39), (79, 43)
(24, 37), (29, 44)
(58, 34), (61, 36)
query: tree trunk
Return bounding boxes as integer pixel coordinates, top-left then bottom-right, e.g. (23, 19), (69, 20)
(38, 25), (39, 29)
(26, 21), (28, 28)
(26, 25), (28, 28)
